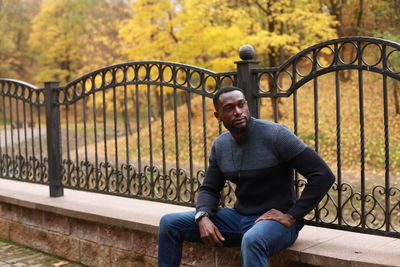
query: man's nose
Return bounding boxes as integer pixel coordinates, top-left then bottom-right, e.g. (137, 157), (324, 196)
(233, 106), (242, 115)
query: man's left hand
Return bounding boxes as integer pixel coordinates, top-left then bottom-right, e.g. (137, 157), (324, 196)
(254, 209), (296, 227)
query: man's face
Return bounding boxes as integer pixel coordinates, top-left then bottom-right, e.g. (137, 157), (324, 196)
(214, 90), (251, 134)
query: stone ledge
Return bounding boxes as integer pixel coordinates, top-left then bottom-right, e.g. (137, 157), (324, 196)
(0, 179), (192, 235)
(285, 224), (400, 267)
(0, 178), (399, 267)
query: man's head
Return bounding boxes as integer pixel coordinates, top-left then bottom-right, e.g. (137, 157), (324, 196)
(213, 86), (251, 137)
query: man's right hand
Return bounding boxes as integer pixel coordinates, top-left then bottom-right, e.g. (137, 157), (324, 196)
(198, 216), (225, 246)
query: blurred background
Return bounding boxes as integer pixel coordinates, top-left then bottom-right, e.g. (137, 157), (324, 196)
(1, 0), (399, 84)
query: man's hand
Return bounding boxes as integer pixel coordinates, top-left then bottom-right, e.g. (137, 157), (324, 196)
(198, 216), (225, 246)
(254, 208), (296, 227)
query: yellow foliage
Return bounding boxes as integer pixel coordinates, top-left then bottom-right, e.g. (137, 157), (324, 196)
(30, 0), (89, 83)
(0, 0), (38, 79)
(30, 0), (126, 84)
(120, 0), (338, 70)
(119, 0), (179, 61)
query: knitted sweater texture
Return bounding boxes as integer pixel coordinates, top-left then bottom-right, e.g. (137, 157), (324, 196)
(196, 117), (335, 220)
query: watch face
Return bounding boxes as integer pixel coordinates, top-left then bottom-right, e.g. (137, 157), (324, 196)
(195, 212), (203, 220)
(195, 211), (208, 221)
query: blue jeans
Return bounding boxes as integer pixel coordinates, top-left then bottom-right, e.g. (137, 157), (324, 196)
(158, 208), (300, 267)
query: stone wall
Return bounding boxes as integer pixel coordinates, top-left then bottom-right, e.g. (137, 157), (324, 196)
(0, 179), (398, 267)
(0, 201), (246, 267)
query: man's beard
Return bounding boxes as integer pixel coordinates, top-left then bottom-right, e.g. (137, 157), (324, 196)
(224, 120), (249, 134)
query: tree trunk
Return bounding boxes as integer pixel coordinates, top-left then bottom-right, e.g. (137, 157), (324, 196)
(394, 82), (400, 115)
(184, 91), (193, 119)
(154, 88), (162, 119)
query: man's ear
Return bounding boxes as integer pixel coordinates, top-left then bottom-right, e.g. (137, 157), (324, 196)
(214, 111), (220, 120)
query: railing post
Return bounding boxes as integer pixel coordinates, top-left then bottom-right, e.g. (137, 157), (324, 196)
(44, 81), (63, 197)
(235, 45), (261, 118)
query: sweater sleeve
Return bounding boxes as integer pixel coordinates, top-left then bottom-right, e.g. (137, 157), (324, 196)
(195, 144), (227, 215)
(286, 147), (336, 219)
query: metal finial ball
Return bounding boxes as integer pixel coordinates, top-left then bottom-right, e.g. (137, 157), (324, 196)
(239, 45), (255, 60)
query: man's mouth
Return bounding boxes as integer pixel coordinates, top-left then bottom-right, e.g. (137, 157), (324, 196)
(233, 117), (247, 126)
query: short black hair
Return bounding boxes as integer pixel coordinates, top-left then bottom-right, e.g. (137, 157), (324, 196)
(213, 86), (245, 109)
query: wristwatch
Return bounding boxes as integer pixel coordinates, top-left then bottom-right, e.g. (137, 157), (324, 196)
(195, 211), (209, 223)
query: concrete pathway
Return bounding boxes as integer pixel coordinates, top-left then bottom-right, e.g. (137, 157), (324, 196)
(0, 239), (83, 267)
(0, 128), (44, 148)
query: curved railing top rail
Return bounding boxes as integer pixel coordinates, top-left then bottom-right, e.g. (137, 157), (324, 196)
(66, 60), (236, 83)
(253, 36), (400, 97)
(58, 61), (237, 105)
(0, 78), (45, 106)
(0, 78), (39, 89)
(287, 36), (400, 62)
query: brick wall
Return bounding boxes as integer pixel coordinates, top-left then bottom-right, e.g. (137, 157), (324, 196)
(2, 180), (394, 267)
(0, 201), (247, 267)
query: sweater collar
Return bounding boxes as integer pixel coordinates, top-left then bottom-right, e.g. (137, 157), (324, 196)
(231, 117), (255, 145)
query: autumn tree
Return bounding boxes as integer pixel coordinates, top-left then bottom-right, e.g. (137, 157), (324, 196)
(77, 0), (129, 75)
(29, 0), (92, 83)
(29, 0), (130, 84)
(0, 0), (41, 80)
(0, 1), (17, 77)
(117, 0), (338, 119)
(121, 0), (337, 70)
(119, 0), (180, 61)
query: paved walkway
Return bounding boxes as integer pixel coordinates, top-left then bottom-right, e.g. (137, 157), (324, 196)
(0, 128), (43, 147)
(0, 239), (83, 267)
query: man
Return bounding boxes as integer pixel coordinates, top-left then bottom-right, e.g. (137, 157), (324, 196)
(158, 86), (335, 267)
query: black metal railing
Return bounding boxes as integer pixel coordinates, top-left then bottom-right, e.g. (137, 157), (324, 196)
(0, 37), (399, 237)
(0, 79), (48, 184)
(57, 62), (236, 204)
(251, 37), (400, 236)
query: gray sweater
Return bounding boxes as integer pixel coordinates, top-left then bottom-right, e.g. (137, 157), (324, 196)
(196, 117), (335, 220)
